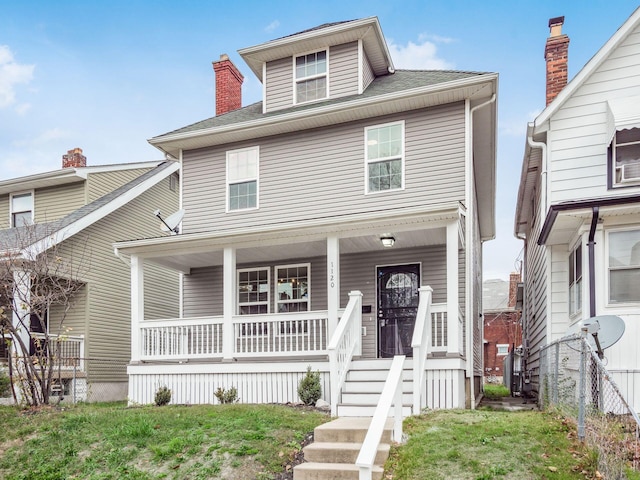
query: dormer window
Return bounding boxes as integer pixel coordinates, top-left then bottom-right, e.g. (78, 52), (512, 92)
(295, 50), (327, 104)
(10, 192), (33, 227)
(612, 128), (640, 186)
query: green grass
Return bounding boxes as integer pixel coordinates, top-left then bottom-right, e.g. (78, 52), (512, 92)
(0, 402), (329, 480)
(385, 409), (598, 480)
(483, 383), (511, 399)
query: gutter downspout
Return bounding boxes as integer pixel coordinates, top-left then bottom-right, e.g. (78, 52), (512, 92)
(527, 135), (548, 221)
(467, 93), (496, 409)
(588, 206), (599, 318)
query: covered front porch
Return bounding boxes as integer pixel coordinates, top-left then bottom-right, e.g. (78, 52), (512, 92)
(116, 205), (469, 410)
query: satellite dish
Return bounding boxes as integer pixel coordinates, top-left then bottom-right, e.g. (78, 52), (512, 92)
(154, 209), (185, 234)
(564, 315), (625, 354)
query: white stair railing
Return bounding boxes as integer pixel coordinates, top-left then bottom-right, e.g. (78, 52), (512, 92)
(327, 290), (362, 417)
(411, 286), (433, 414)
(356, 355), (406, 480)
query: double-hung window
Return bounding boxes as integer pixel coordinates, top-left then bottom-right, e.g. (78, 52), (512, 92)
(11, 192), (33, 227)
(227, 147), (258, 211)
(276, 264), (309, 313)
(608, 229), (640, 303)
(496, 344), (509, 356)
(612, 128), (640, 186)
(237, 267), (270, 314)
(295, 50), (327, 104)
(569, 243), (582, 315)
(365, 121), (404, 193)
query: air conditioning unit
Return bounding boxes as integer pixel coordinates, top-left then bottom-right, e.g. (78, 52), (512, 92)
(620, 161), (640, 182)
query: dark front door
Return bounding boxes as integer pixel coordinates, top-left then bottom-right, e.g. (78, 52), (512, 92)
(377, 264), (420, 358)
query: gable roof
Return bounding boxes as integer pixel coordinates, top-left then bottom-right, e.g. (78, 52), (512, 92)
(0, 161), (179, 258)
(514, 7), (640, 238)
(238, 17), (394, 81)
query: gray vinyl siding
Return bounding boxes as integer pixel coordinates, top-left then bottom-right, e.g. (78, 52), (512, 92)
(0, 195), (10, 229)
(48, 285), (87, 337)
(329, 42), (359, 98)
(87, 168), (152, 203)
(182, 245), (448, 359)
(51, 174), (179, 383)
(362, 53), (375, 92)
(182, 103), (466, 233)
(34, 182), (85, 223)
(265, 57), (293, 112)
(548, 25), (640, 203)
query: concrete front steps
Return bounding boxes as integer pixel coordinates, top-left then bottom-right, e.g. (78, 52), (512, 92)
(337, 358), (414, 417)
(293, 417), (393, 480)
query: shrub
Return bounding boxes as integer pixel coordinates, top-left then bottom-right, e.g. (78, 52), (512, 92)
(0, 369), (10, 397)
(298, 366), (321, 405)
(154, 385), (171, 406)
(214, 386), (239, 404)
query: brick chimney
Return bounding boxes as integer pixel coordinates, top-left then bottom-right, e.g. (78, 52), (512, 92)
(62, 147), (86, 168)
(508, 272), (522, 309)
(212, 53), (244, 116)
(545, 16), (570, 106)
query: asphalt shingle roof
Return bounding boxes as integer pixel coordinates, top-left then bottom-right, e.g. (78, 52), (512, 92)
(153, 69), (490, 139)
(0, 161), (175, 251)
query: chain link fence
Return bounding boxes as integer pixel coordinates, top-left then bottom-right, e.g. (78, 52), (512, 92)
(0, 357), (129, 405)
(540, 335), (640, 478)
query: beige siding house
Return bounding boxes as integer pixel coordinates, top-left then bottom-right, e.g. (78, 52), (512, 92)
(0, 149), (180, 401)
(515, 10), (640, 411)
(116, 17), (497, 413)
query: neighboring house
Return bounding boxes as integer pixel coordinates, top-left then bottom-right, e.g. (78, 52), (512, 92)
(0, 148), (180, 401)
(482, 273), (522, 384)
(515, 10), (640, 409)
(115, 17), (497, 412)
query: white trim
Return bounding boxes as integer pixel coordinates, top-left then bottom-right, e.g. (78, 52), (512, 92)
(27, 162), (180, 258)
(262, 62), (267, 114)
(327, 236), (340, 336)
(237, 266), (270, 314)
(223, 247), (236, 361)
(226, 146), (259, 212)
(496, 344), (509, 356)
(293, 48), (329, 106)
(275, 262), (311, 313)
(446, 220), (459, 355)
(130, 255), (143, 363)
(364, 120), (405, 194)
(9, 189), (34, 227)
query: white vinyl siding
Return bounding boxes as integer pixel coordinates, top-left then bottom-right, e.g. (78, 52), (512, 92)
(182, 105), (465, 233)
(548, 26), (640, 203)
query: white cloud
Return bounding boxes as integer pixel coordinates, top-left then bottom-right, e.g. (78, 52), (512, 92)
(265, 20), (280, 33)
(0, 45), (35, 110)
(12, 127), (70, 148)
(388, 37), (454, 70)
(14, 103), (31, 115)
(418, 33), (455, 44)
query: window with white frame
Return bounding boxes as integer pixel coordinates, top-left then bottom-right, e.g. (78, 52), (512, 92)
(612, 128), (640, 186)
(569, 242), (583, 315)
(11, 192), (33, 227)
(295, 50), (327, 103)
(227, 147), (258, 211)
(365, 122), (404, 193)
(496, 344), (509, 356)
(609, 229), (640, 303)
(237, 267), (270, 314)
(276, 264), (309, 313)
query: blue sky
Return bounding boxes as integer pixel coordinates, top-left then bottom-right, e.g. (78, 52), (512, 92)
(1, 1), (639, 280)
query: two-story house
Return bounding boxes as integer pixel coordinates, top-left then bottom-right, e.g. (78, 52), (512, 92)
(115, 17), (497, 413)
(0, 148), (179, 402)
(515, 10), (640, 410)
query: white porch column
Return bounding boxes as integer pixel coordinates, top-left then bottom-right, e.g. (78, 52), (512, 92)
(327, 236), (340, 337)
(130, 254), (144, 363)
(446, 220), (460, 355)
(12, 269), (31, 356)
(223, 247), (236, 361)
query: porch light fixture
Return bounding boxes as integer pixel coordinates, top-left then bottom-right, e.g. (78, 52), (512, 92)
(380, 235), (395, 248)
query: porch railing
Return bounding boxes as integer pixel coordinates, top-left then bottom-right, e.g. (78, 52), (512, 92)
(327, 290), (362, 417)
(430, 303), (447, 352)
(139, 312), (331, 361)
(411, 286), (433, 414)
(30, 333), (85, 371)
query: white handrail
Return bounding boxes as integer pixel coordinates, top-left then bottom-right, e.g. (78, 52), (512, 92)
(411, 286), (433, 414)
(356, 355), (406, 480)
(327, 290), (362, 417)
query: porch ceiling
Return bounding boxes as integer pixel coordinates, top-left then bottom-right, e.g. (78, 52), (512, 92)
(114, 204), (457, 273)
